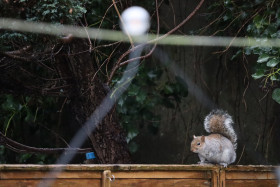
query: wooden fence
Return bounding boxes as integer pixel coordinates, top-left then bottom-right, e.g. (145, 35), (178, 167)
(0, 164), (278, 187)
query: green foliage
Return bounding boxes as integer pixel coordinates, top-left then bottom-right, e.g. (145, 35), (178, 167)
(0, 146), (55, 164)
(116, 62), (188, 153)
(0, 0), (92, 51)
(16, 153), (55, 164)
(0, 0), (88, 24)
(209, 0), (280, 103)
(26, 0), (87, 24)
(0, 95), (61, 164)
(245, 4), (280, 93)
(272, 88), (280, 104)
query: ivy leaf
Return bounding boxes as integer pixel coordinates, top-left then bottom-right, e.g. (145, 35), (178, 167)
(126, 129), (139, 143)
(136, 91), (147, 104)
(24, 109), (34, 122)
(118, 97), (125, 107)
(270, 74), (278, 81)
(244, 47), (252, 55)
(231, 50), (242, 60)
(266, 58), (279, 67)
(1, 95), (22, 112)
(128, 86), (139, 96)
(252, 69), (265, 79)
(272, 88), (280, 104)
(18, 153), (32, 163)
(252, 73), (264, 79)
(163, 85), (173, 95)
(257, 54), (270, 63)
(147, 71), (158, 79)
(42, 10), (50, 16)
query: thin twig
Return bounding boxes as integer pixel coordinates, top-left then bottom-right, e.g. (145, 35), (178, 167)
(211, 13), (241, 36)
(112, 0), (134, 47)
(237, 145), (245, 164)
(199, 10), (225, 35)
(215, 8), (263, 54)
(80, 21), (93, 52)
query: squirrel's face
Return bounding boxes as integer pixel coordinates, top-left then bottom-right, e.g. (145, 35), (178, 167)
(190, 135), (205, 153)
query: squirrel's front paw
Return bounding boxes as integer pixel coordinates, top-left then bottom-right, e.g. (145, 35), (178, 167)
(220, 163), (228, 167)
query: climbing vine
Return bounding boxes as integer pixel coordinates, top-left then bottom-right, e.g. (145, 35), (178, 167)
(208, 0), (280, 103)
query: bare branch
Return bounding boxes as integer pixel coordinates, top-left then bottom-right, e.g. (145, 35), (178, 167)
(0, 131), (93, 154)
(0, 51), (33, 62)
(215, 7), (263, 54)
(107, 0), (205, 84)
(5, 45), (32, 55)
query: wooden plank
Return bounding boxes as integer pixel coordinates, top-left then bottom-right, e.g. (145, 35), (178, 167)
(111, 171), (211, 179)
(0, 179), (101, 187)
(225, 165), (277, 172)
(110, 179), (211, 187)
(0, 171), (101, 179)
(0, 170), (211, 180)
(225, 180), (278, 187)
(0, 164), (220, 172)
(226, 171), (277, 180)
(108, 164), (218, 171)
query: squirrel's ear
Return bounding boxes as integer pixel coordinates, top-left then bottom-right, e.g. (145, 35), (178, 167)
(201, 135), (205, 142)
(193, 135), (197, 139)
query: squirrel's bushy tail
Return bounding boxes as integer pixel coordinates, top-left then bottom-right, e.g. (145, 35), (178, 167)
(204, 109), (237, 150)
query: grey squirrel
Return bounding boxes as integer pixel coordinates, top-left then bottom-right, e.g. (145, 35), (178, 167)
(190, 109), (237, 167)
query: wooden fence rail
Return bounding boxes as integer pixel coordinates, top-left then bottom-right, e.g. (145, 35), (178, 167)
(0, 164), (278, 187)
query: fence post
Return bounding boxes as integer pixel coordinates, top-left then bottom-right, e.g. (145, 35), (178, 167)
(212, 168), (220, 187)
(102, 170), (112, 187)
(219, 168), (226, 187)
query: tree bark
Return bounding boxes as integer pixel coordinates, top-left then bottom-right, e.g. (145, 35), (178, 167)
(54, 39), (132, 164)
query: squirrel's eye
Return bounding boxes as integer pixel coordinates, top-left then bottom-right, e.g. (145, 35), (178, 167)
(197, 142), (200, 146)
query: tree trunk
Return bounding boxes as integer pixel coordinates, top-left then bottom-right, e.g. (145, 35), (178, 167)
(55, 39), (132, 164)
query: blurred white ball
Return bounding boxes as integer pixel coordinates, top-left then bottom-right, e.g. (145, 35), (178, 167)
(121, 6), (150, 36)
